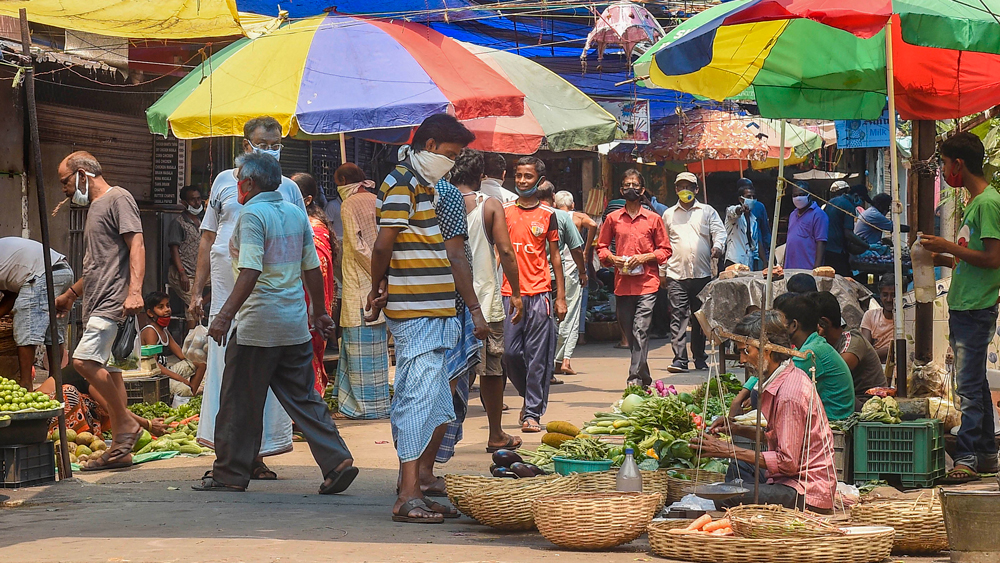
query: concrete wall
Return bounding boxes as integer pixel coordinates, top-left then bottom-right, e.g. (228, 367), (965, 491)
(0, 74), (26, 238)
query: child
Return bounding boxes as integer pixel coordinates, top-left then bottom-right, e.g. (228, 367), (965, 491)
(141, 292), (206, 397)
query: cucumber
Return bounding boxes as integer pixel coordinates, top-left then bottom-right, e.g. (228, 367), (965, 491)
(595, 420), (615, 428)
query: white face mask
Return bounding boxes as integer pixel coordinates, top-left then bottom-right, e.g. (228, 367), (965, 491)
(408, 148), (455, 185)
(741, 197), (756, 207)
(72, 171), (96, 206)
(792, 195), (811, 209)
(187, 204), (204, 215)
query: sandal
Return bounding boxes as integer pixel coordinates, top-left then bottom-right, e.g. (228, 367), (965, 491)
(392, 498), (444, 524)
(80, 451), (133, 472)
(421, 476), (447, 497)
(81, 429), (141, 472)
(251, 460), (278, 480)
(521, 418), (541, 433)
(940, 464), (981, 484)
(331, 412), (350, 420)
(192, 471), (246, 492)
(423, 498), (459, 518)
(319, 464), (359, 495)
(486, 434), (523, 453)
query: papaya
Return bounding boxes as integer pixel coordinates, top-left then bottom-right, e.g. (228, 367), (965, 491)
(75, 431), (95, 446)
(90, 439), (107, 452)
(76, 445), (93, 457)
(544, 421), (580, 437)
(65, 429), (77, 443)
(541, 432), (576, 448)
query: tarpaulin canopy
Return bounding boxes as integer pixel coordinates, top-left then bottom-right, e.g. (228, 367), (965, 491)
(236, 0), (482, 20)
(146, 14), (524, 139)
(610, 109), (768, 163)
(0, 0), (243, 39)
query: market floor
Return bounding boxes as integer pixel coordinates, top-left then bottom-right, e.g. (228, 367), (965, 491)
(1, 338), (948, 563)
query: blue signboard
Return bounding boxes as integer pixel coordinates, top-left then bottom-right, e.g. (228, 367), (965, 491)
(835, 109), (891, 148)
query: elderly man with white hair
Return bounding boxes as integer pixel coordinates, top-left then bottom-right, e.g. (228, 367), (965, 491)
(551, 190), (596, 375)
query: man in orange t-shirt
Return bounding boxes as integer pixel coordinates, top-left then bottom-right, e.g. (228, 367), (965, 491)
(502, 156), (567, 433)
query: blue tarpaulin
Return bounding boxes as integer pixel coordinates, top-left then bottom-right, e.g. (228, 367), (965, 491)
(236, 0), (481, 19)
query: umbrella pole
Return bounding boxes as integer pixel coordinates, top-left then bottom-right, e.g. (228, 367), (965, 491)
(701, 158), (708, 203)
(885, 20), (907, 397)
(753, 119), (787, 504)
(18, 9), (71, 479)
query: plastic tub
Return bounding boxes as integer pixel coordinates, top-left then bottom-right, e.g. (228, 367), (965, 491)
(552, 456), (613, 475)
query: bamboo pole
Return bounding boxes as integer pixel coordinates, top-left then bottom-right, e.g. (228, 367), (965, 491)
(885, 19), (907, 397)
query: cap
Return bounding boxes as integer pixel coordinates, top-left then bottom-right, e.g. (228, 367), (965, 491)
(830, 180), (850, 193)
(625, 448), (634, 455)
(675, 172), (698, 185)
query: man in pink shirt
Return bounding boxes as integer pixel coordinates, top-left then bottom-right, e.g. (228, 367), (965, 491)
(694, 310), (837, 513)
(596, 169), (671, 388)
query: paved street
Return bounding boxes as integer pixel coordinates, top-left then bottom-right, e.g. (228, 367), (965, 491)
(0, 338), (944, 563)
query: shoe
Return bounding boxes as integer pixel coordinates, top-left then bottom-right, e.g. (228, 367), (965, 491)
(694, 360), (709, 370)
(550, 377), (564, 385)
(667, 362), (689, 373)
(626, 378), (644, 389)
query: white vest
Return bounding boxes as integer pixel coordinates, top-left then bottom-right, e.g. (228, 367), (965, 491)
(467, 193), (506, 323)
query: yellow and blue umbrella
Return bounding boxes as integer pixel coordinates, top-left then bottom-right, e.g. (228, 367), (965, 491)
(147, 13), (525, 139)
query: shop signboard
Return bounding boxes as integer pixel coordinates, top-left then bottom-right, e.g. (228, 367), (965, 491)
(835, 109), (891, 148)
(597, 99), (650, 144)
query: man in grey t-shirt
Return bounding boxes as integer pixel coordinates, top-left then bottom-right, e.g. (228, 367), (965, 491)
(55, 151), (146, 472)
(815, 291), (887, 404)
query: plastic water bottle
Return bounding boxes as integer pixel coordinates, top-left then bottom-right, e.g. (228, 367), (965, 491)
(911, 236), (935, 303)
(616, 448), (643, 492)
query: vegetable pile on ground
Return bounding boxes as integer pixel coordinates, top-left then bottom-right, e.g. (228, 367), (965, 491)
(127, 395), (203, 422)
(49, 429), (107, 464)
(521, 423), (615, 473)
(859, 396), (902, 424)
(667, 514), (733, 536)
(134, 415), (211, 455)
(0, 376), (61, 412)
(489, 448), (546, 478)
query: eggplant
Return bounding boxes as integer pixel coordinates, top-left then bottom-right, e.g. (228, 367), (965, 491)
(491, 449), (523, 468)
(523, 463), (546, 476)
(509, 462), (536, 478)
(489, 463), (498, 473)
(491, 466), (519, 478)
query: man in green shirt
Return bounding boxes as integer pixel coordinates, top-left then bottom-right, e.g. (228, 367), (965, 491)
(920, 132), (1000, 483)
(775, 292), (855, 421)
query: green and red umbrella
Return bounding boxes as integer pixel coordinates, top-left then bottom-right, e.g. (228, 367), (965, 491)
(634, 0), (1000, 120)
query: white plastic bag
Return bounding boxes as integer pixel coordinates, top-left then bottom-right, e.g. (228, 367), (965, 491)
(182, 325), (209, 364)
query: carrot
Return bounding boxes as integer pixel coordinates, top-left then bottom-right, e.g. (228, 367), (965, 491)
(703, 518), (731, 532)
(686, 514), (713, 531)
(668, 528), (708, 535)
(710, 528), (733, 536)
(179, 415), (199, 425)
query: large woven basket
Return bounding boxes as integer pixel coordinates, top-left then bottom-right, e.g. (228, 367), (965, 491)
(532, 492), (663, 550)
(464, 474), (581, 531)
(851, 496), (948, 554)
(728, 504), (845, 539)
(665, 468), (727, 503)
(575, 469), (671, 510)
(648, 521), (894, 563)
(444, 473), (568, 518)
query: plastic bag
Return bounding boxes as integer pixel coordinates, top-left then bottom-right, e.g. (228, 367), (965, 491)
(835, 482), (860, 509)
(927, 396), (962, 432)
(908, 362), (949, 398)
(109, 316), (140, 370)
(182, 325), (209, 364)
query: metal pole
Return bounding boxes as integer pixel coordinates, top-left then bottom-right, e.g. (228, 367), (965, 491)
(885, 20), (907, 396)
(340, 134), (348, 166)
(764, 120), (786, 309)
(19, 9), (71, 479)
(912, 121), (936, 366)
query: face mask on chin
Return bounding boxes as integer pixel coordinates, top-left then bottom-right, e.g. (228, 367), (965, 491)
(155, 316), (171, 328)
(71, 171), (96, 206)
(516, 180), (540, 198)
(187, 204), (203, 215)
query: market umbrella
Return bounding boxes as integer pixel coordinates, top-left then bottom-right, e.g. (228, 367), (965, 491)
(633, 0), (1000, 120)
(617, 109), (769, 163)
(146, 13), (525, 139)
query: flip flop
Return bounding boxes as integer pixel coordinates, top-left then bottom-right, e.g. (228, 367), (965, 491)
(319, 465), (359, 495)
(486, 434), (523, 453)
(423, 498), (459, 518)
(392, 498), (444, 524)
(251, 460), (278, 480)
(192, 471), (245, 492)
(331, 412), (351, 420)
(421, 476), (447, 497)
(939, 464), (981, 484)
(614, 344), (629, 349)
(521, 418), (541, 433)
(550, 377), (564, 385)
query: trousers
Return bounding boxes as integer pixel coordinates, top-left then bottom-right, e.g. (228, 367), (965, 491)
(616, 293), (656, 386)
(556, 274), (582, 361)
(667, 277), (710, 365)
(212, 331), (351, 489)
(503, 293), (555, 422)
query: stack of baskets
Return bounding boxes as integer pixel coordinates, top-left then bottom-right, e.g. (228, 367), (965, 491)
(850, 495), (948, 554)
(459, 474), (581, 530)
(575, 469), (670, 510)
(664, 468), (727, 503)
(648, 505), (895, 563)
(532, 492), (662, 549)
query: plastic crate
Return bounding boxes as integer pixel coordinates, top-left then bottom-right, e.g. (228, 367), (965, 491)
(1, 441), (56, 488)
(853, 419), (945, 488)
(833, 429), (852, 484)
(124, 375), (171, 405)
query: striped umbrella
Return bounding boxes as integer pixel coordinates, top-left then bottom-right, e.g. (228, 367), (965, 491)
(147, 13), (524, 138)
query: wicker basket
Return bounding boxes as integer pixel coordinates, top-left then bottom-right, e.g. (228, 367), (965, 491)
(444, 474), (495, 517)
(575, 469), (671, 510)
(532, 492), (663, 550)
(727, 505), (845, 539)
(850, 496), (948, 554)
(648, 521), (894, 563)
(464, 474), (581, 530)
(664, 468), (727, 503)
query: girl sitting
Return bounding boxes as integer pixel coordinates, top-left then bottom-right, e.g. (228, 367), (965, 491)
(140, 291), (206, 397)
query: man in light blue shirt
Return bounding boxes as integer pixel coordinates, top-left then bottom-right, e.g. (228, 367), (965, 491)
(855, 193), (893, 244)
(194, 152), (357, 495)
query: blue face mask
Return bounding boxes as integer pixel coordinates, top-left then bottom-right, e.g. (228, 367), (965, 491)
(253, 146), (281, 161)
(517, 179), (540, 198)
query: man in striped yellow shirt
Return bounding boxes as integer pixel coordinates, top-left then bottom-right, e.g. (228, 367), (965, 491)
(366, 114), (479, 524)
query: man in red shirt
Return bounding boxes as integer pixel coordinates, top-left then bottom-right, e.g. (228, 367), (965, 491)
(502, 157), (567, 433)
(596, 169), (671, 387)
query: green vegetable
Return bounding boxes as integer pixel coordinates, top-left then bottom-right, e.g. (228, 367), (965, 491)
(583, 426), (611, 435)
(622, 385), (651, 399)
(555, 437), (611, 461)
(621, 394), (646, 415)
(596, 420), (615, 428)
(860, 396), (902, 424)
(678, 392), (695, 405)
(612, 419), (632, 429)
(638, 458), (660, 471)
(667, 440), (694, 461)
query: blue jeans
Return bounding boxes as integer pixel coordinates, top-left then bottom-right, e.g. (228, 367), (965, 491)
(949, 306), (1000, 470)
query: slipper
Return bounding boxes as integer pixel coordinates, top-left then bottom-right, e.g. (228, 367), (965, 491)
(553, 364), (564, 375)
(331, 412), (351, 420)
(319, 465), (359, 495)
(486, 434), (523, 453)
(192, 471), (245, 492)
(550, 377), (564, 385)
(392, 498), (444, 524)
(251, 460), (278, 480)
(939, 464), (981, 484)
(521, 418), (541, 433)
(502, 403), (510, 412)
(80, 452), (133, 472)
(423, 498), (459, 518)
(421, 476), (447, 497)
(614, 344), (629, 349)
